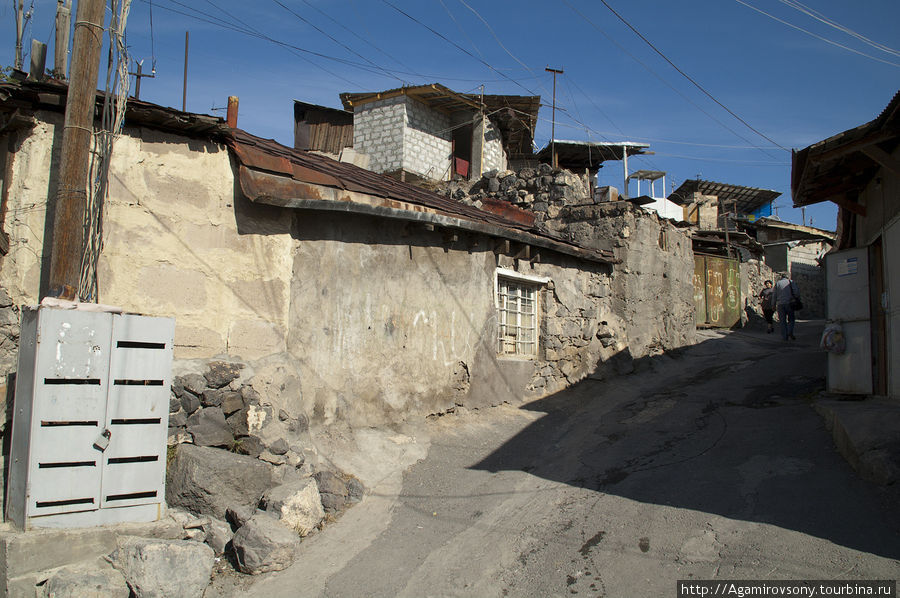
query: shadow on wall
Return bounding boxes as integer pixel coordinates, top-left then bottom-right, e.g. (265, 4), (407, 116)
(470, 328), (900, 562)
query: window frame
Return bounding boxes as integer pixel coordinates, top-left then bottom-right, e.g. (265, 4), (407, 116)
(495, 268), (549, 359)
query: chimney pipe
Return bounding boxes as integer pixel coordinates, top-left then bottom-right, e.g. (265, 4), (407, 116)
(226, 96), (239, 128)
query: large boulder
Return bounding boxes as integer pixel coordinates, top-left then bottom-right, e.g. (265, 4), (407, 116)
(260, 478), (325, 536)
(41, 561), (130, 598)
(166, 444), (278, 519)
(231, 513), (301, 575)
(113, 537), (214, 598)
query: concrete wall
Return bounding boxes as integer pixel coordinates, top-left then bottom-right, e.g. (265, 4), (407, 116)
(0, 112), (295, 362)
(403, 97), (452, 180)
(351, 97), (405, 174)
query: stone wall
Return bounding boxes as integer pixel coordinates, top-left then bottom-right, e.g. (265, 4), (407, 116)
(351, 97), (405, 174)
(403, 97), (452, 180)
(552, 202), (697, 359)
(438, 166), (698, 361)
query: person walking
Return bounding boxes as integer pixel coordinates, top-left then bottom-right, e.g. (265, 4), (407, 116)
(774, 272), (801, 340)
(758, 280), (776, 333)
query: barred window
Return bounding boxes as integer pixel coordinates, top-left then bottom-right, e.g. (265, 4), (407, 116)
(497, 277), (539, 357)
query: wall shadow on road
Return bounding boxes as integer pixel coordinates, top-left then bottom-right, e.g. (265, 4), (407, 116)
(471, 327), (900, 562)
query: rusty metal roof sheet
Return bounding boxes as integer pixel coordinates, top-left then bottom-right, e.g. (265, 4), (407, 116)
(225, 128), (613, 263)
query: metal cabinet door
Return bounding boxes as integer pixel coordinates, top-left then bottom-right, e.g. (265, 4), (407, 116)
(100, 314), (175, 509)
(26, 309), (113, 517)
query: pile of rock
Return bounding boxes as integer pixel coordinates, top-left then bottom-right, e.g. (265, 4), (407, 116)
(441, 165), (594, 225)
(168, 361), (309, 467)
(164, 360), (365, 580)
(166, 443), (363, 576)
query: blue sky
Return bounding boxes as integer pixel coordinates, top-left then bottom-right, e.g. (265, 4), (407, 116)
(4, 0), (899, 231)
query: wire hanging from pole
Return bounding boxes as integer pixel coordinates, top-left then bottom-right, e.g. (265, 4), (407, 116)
(79, 0), (132, 302)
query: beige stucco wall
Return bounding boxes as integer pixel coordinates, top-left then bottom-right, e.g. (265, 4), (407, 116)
(0, 113), (295, 360)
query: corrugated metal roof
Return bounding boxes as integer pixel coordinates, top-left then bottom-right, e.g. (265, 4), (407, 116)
(535, 140), (650, 171)
(669, 179), (780, 215)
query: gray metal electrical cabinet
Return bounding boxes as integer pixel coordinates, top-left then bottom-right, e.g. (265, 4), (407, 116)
(6, 305), (175, 529)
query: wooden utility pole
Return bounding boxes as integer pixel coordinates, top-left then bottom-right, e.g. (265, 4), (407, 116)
(14, 0), (25, 70)
(182, 32), (189, 111)
(54, 0), (73, 79)
(47, 0), (107, 300)
(545, 67), (563, 169)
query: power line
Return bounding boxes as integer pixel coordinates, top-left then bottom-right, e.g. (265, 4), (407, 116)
(560, 0), (781, 161)
(779, 0), (900, 58)
(380, 0), (540, 97)
(735, 0), (900, 68)
(142, 0), (374, 87)
(593, 0), (789, 152)
(300, 0), (426, 79)
(271, 0), (405, 84)
(455, 0), (551, 97)
(437, 0), (487, 65)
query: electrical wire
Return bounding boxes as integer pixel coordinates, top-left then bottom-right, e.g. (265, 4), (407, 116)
(437, 0), (487, 65)
(455, 0), (551, 97)
(560, 0), (782, 161)
(271, 0), (406, 84)
(301, 0), (426, 79)
(592, 0), (789, 152)
(380, 0), (540, 97)
(778, 0), (900, 58)
(738, 0), (900, 67)
(144, 0), (369, 87)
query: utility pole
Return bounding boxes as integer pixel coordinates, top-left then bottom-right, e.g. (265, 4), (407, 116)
(54, 0), (72, 79)
(15, 0), (25, 70)
(182, 32), (189, 112)
(545, 67), (563, 169)
(47, 0), (107, 300)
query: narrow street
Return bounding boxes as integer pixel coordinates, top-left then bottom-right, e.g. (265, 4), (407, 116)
(234, 321), (900, 598)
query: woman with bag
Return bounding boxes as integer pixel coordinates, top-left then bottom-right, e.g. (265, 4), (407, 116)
(758, 280), (776, 333)
(774, 272), (802, 341)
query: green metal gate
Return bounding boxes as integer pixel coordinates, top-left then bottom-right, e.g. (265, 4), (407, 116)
(693, 254), (741, 328)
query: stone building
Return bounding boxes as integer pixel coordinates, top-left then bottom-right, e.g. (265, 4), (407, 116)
(0, 79), (697, 435)
(336, 84), (540, 183)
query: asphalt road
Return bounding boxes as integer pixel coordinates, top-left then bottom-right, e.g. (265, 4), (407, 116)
(234, 321), (900, 598)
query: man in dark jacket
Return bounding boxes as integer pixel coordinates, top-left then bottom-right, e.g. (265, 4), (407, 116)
(774, 272), (801, 340)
